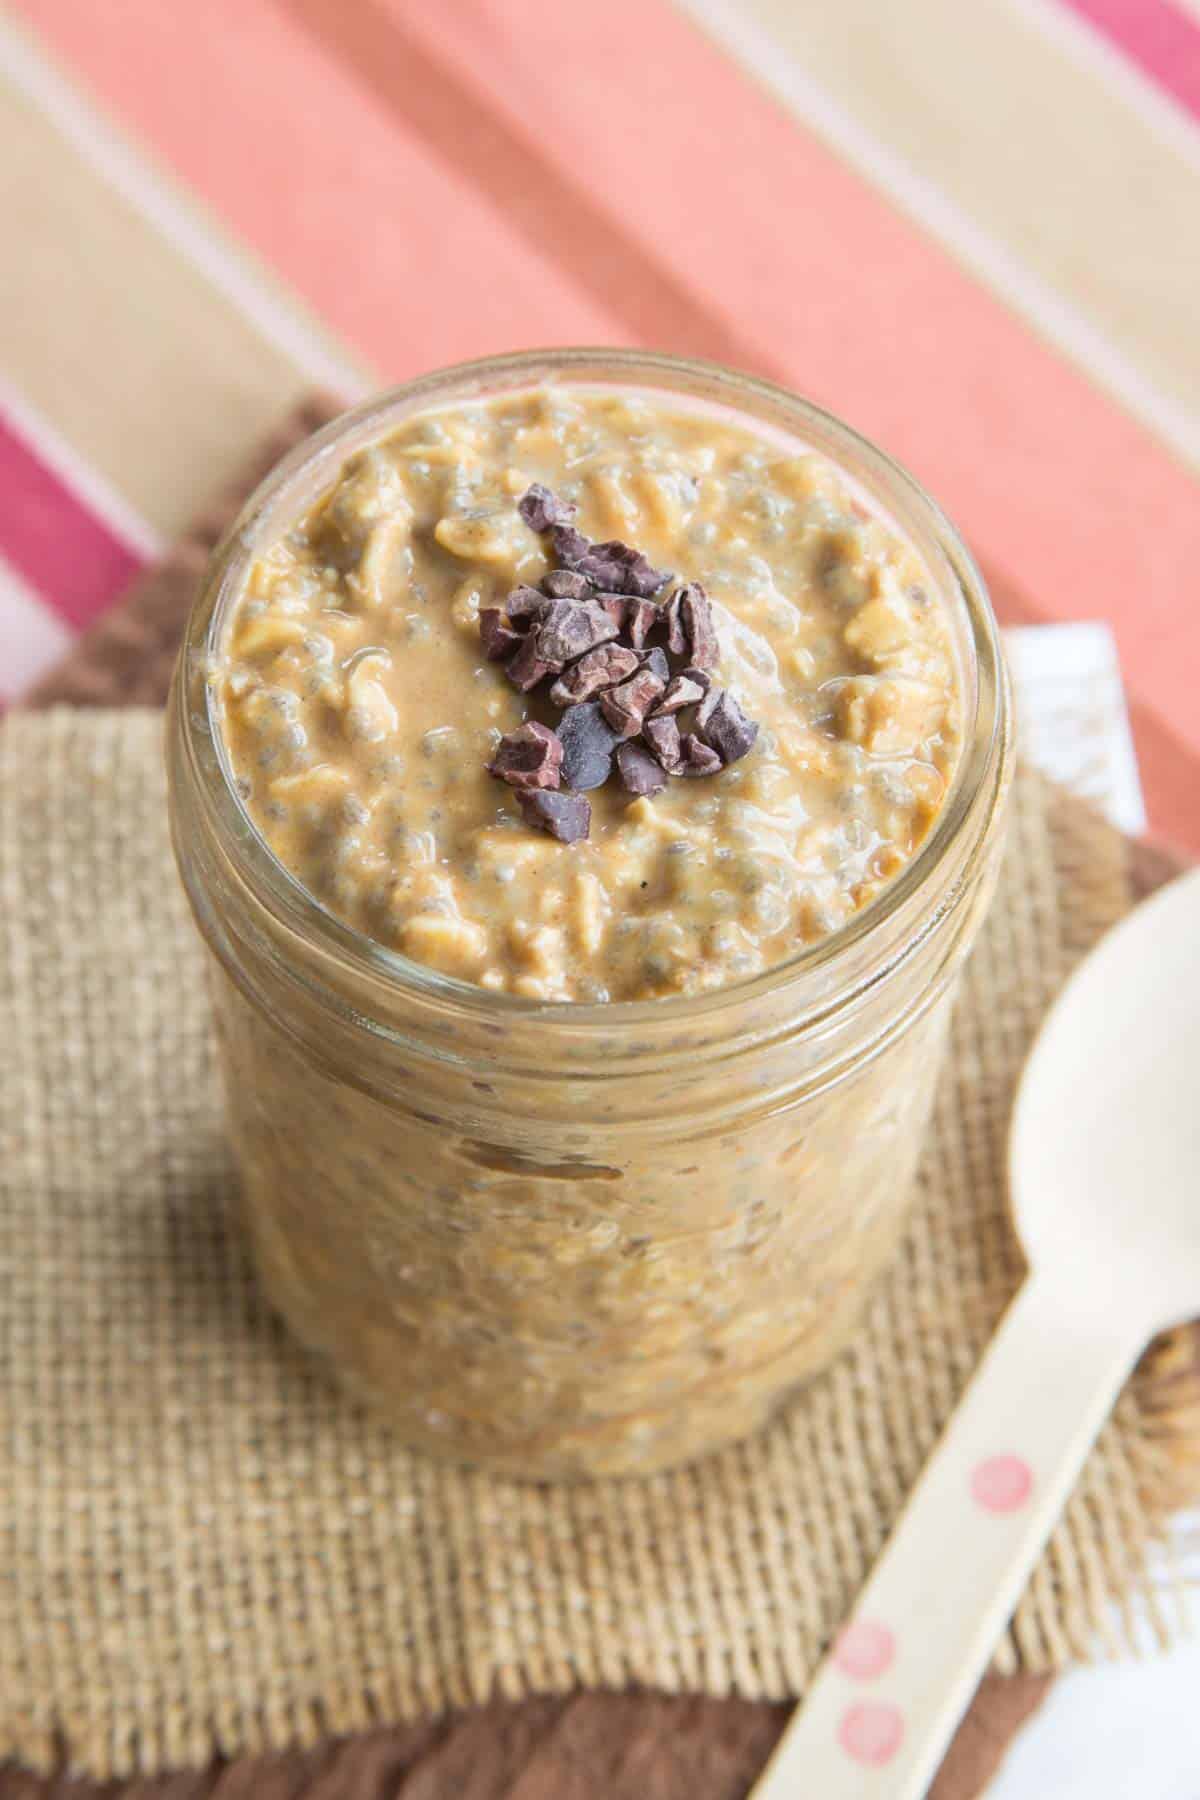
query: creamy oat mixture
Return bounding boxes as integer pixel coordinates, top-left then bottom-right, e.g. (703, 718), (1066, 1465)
(216, 387), (962, 1002)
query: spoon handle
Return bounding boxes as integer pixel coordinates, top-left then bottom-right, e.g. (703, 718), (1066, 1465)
(750, 1270), (1141, 1799)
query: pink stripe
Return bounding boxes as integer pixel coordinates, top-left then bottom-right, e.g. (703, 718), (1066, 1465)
(1058, 0), (1200, 120)
(0, 414), (144, 630)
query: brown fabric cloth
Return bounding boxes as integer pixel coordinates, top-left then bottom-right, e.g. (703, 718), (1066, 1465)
(3, 402), (1193, 1800)
(0, 1685), (1054, 1800)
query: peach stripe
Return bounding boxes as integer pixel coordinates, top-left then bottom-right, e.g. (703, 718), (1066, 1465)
(283, 0), (756, 369)
(13, 0), (1200, 835)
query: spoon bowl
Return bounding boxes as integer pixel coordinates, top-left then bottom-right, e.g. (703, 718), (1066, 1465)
(1011, 865), (1200, 1334)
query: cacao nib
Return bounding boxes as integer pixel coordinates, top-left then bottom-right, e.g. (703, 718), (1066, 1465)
(549, 642), (640, 708)
(547, 523), (591, 568)
(697, 687), (759, 764)
(655, 672), (707, 715)
(518, 483), (577, 533)
(479, 608), (523, 661)
(678, 583), (719, 671)
(551, 526), (669, 597)
(625, 597), (660, 649)
(643, 712), (683, 773)
(535, 599), (620, 667)
(663, 588), (688, 656)
(678, 734), (722, 777)
(505, 631), (554, 692)
(596, 594), (628, 632)
(616, 741), (667, 797)
(505, 585), (550, 621)
(518, 788), (591, 844)
(595, 541), (671, 599)
(600, 667), (666, 738)
(487, 721), (563, 790)
(541, 569), (592, 600)
(557, 702), (620, 790)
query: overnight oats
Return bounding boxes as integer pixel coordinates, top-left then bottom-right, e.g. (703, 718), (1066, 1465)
(168, 351), (1012, 1479)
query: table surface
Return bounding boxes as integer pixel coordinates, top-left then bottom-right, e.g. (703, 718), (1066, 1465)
(2, 3), (1199, 1792)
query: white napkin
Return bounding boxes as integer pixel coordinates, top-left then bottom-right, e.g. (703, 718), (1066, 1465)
(1004, 623), (1145, 835)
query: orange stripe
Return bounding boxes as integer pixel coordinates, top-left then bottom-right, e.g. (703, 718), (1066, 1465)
(285, 0), (757, 369)
(13, 0), (1200, 841)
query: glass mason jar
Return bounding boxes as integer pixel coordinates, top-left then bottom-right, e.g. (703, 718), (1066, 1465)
(167, 350), (1013, 1481)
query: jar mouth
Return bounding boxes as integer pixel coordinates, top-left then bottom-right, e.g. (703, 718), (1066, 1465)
(178, 347), (1012, 1034)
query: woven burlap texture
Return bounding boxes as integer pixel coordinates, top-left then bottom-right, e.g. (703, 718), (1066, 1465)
(0, 708), (1190, 1778)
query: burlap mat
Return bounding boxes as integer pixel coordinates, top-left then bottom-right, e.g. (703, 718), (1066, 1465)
(1, 707), (1195, 1780)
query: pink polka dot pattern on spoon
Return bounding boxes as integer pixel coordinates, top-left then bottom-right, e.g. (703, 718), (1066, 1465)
(971, 1453), (1033, 1514)
(838, 1700), (904, 1766)
(832, 1619), (895, 1682)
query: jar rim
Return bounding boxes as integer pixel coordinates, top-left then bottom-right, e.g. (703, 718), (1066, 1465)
(175, 347), (1012, 1035)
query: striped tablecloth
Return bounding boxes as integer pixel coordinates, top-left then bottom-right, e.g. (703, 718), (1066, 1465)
(1, 0), (1198, 853)
(1, 10), (1198, 1794)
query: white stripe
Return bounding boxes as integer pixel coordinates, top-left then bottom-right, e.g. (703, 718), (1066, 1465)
(677, 0), (1200, 473)
(0, 13), (372, 407)
(1006, 0), (1200, 175)
(0, 374), (164, 561)
(0, 555), (73, 702)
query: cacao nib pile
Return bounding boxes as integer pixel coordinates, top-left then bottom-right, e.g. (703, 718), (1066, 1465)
(482, 484), (759, 842)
